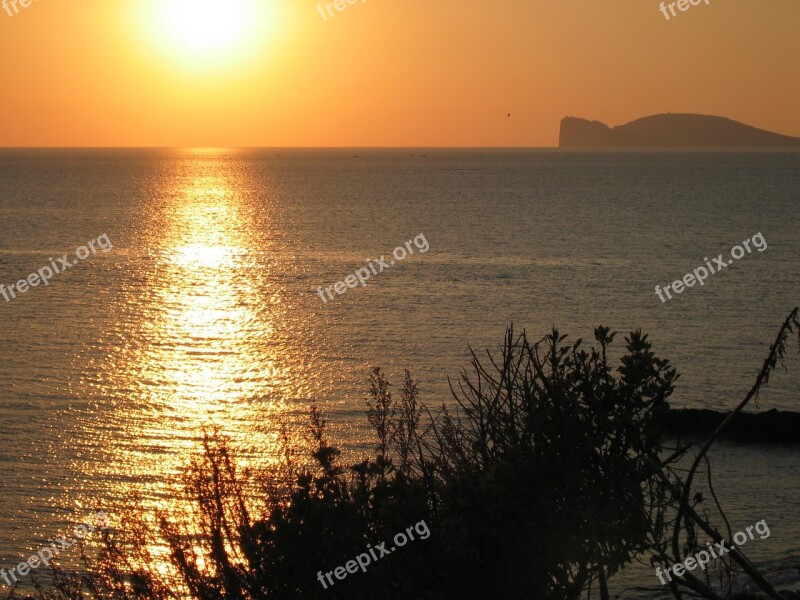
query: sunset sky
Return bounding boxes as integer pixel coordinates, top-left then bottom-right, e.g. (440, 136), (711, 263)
(0, 0), (797, 147)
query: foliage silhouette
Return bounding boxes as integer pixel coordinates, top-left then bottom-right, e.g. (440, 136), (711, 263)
(11, 311), (799, 600)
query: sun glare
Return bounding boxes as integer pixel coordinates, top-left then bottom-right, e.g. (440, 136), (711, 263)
(161, 0), (254, 53)
(133, 0), (285, 71)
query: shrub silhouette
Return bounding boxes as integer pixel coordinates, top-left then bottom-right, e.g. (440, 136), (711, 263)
(421, 326), (678, 599)
(80, 325), (679, 600)
(16, 312), (799, 600)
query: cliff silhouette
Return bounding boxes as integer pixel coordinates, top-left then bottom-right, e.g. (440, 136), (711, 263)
(559, 113), (800, 148)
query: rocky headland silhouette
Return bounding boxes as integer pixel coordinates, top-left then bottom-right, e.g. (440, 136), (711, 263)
(560, 113), (800, 147)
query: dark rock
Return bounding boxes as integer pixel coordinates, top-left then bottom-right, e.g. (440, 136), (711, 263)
(664, 408), (800, 444)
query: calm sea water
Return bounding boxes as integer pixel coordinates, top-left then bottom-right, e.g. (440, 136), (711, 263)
(0, 149), (798, 597)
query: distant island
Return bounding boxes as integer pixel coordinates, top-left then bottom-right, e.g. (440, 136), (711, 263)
(559, 113), (800, 148)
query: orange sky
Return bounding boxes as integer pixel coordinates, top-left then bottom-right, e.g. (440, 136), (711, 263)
(0, 0), (797, 147)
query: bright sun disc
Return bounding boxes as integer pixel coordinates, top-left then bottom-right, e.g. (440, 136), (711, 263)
(161, 0), (254, 53)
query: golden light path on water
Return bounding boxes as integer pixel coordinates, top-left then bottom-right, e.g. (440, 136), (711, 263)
(74, 152), (323, 581)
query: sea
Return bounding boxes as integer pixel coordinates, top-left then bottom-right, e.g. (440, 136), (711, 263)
(0, 149), (798, 598)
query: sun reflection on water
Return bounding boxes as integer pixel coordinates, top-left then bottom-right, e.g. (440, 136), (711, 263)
(81, 160), (310, 578)
(133, 173), (286, 426)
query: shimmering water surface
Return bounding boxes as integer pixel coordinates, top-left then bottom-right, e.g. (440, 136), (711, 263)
(0, 149), (798, 597)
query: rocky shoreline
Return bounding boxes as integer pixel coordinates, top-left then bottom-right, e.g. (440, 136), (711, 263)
(666, 408), (800, 443)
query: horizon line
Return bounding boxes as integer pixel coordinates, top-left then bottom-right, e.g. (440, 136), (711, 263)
(0, 145), (560, 150)
(3, 146), (800, 151)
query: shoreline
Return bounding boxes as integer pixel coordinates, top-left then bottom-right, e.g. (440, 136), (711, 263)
(666, 408), (800, 443)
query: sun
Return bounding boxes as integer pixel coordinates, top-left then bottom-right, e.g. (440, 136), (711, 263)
(160, 0), (255, 54)
(137, 0), (278, 66)
(132, 0), (283, 72)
